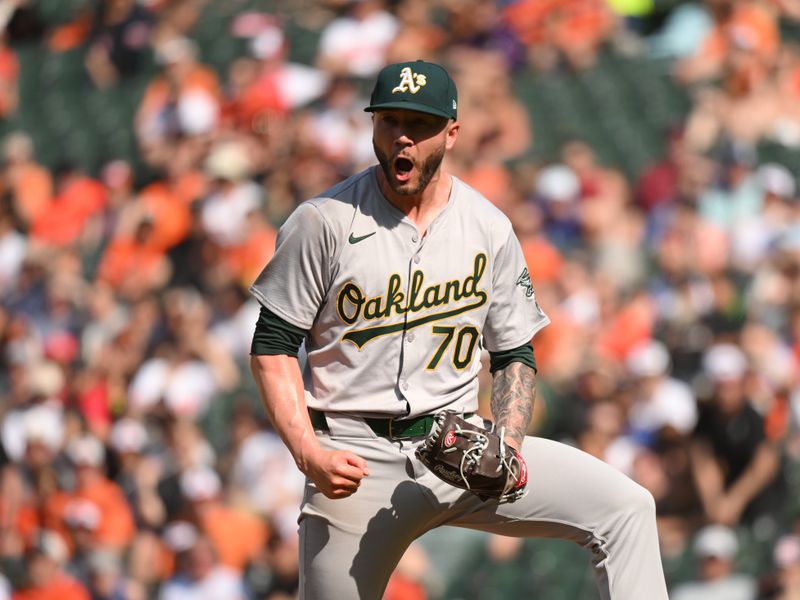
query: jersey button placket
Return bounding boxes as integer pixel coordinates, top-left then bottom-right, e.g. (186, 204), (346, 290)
(411, 226), (423, 267)
(401, 227), (424, 400)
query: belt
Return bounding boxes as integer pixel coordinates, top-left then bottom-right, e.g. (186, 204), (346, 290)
(308, 408), (472, 440)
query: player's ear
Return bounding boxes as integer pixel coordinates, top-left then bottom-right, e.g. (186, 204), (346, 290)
(445, 119), (459, 150)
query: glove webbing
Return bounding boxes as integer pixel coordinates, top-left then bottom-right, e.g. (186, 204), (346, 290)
(442, 424), (489, 491)
(444, 424), (522, 500)
(424, 412), (528, 503)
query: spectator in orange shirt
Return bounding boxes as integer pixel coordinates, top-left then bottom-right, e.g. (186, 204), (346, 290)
(675, 0), (780, 84)
(503, 0), (615, 71)
(178, 466), (267, 574)
(199, 138), (277, 284)
(97, 214), (172, 301)
(29, 164), (107, 249)
(135, 36), (221, 168)
(228, 17), (319, 127)
(131, 138), (210, 256)
(595, 288), (656, 362)
(65, 435), (135, 552)
(2, 132), (53, 227)
(128, 181), (192, 253)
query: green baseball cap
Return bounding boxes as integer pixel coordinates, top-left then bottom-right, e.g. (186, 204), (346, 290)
(365, 60), (458, 120)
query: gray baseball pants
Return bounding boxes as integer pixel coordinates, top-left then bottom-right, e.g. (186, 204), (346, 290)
(299, 414), (669, 600)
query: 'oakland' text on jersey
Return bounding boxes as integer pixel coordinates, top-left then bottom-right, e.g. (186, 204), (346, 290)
(250, 166), (549, 418)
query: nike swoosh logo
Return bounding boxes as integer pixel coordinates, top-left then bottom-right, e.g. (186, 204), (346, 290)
(349, 232), (376, 244)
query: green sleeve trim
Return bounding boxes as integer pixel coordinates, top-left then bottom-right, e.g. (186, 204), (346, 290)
(489, 343), (536, 374)
(251, 306), (308, 357)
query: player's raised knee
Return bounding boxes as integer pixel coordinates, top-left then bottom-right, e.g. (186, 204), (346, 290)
(623, 479), (656, 518)
(599, 471), (656, 520)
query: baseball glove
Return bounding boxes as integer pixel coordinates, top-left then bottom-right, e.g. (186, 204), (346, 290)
(415, 410), (528, 503)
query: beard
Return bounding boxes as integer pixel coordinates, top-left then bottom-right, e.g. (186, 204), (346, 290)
(374, 141), (446, 196)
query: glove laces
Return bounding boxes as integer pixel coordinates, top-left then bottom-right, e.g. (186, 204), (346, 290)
(443, 423), (489, 491)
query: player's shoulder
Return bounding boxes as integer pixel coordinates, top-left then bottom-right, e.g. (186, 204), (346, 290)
(281, 168), (371, 234)
(452, 176), (514, 232)
(311, 168), (373, 210)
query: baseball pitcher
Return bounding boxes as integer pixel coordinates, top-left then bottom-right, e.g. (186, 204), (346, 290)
(250, 60), (669, 599)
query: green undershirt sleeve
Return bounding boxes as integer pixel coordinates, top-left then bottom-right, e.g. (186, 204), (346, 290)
(489, 343), (537, 374)
(250, 306), (308, 357)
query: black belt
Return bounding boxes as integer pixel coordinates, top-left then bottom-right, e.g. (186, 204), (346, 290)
(308, 408), (472, 440)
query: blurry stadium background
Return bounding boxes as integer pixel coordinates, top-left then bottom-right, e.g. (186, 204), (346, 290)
(3, 0), (800, 598)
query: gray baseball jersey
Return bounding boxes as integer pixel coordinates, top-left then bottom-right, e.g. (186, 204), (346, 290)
(250, 165), (670, 600)
(250, 166), (549, 418)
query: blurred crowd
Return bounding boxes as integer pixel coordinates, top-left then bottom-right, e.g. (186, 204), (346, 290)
(3, 0), (800, 599)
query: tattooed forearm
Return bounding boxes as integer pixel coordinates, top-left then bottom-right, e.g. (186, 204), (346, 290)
(490, 362), (536, 449)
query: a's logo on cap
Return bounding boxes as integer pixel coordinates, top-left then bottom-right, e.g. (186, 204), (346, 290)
(392, 67), (427, 94)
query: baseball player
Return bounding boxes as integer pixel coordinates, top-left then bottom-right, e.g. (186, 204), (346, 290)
(250, 60), (669, 600)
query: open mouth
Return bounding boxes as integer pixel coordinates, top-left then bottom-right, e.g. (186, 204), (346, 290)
(394, 157), (414, 182)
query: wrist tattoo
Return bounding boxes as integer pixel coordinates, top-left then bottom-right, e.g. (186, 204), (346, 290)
(491, 362), (536, 447)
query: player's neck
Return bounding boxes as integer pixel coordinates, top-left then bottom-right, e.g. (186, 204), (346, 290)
(376, 167), (452, 234)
